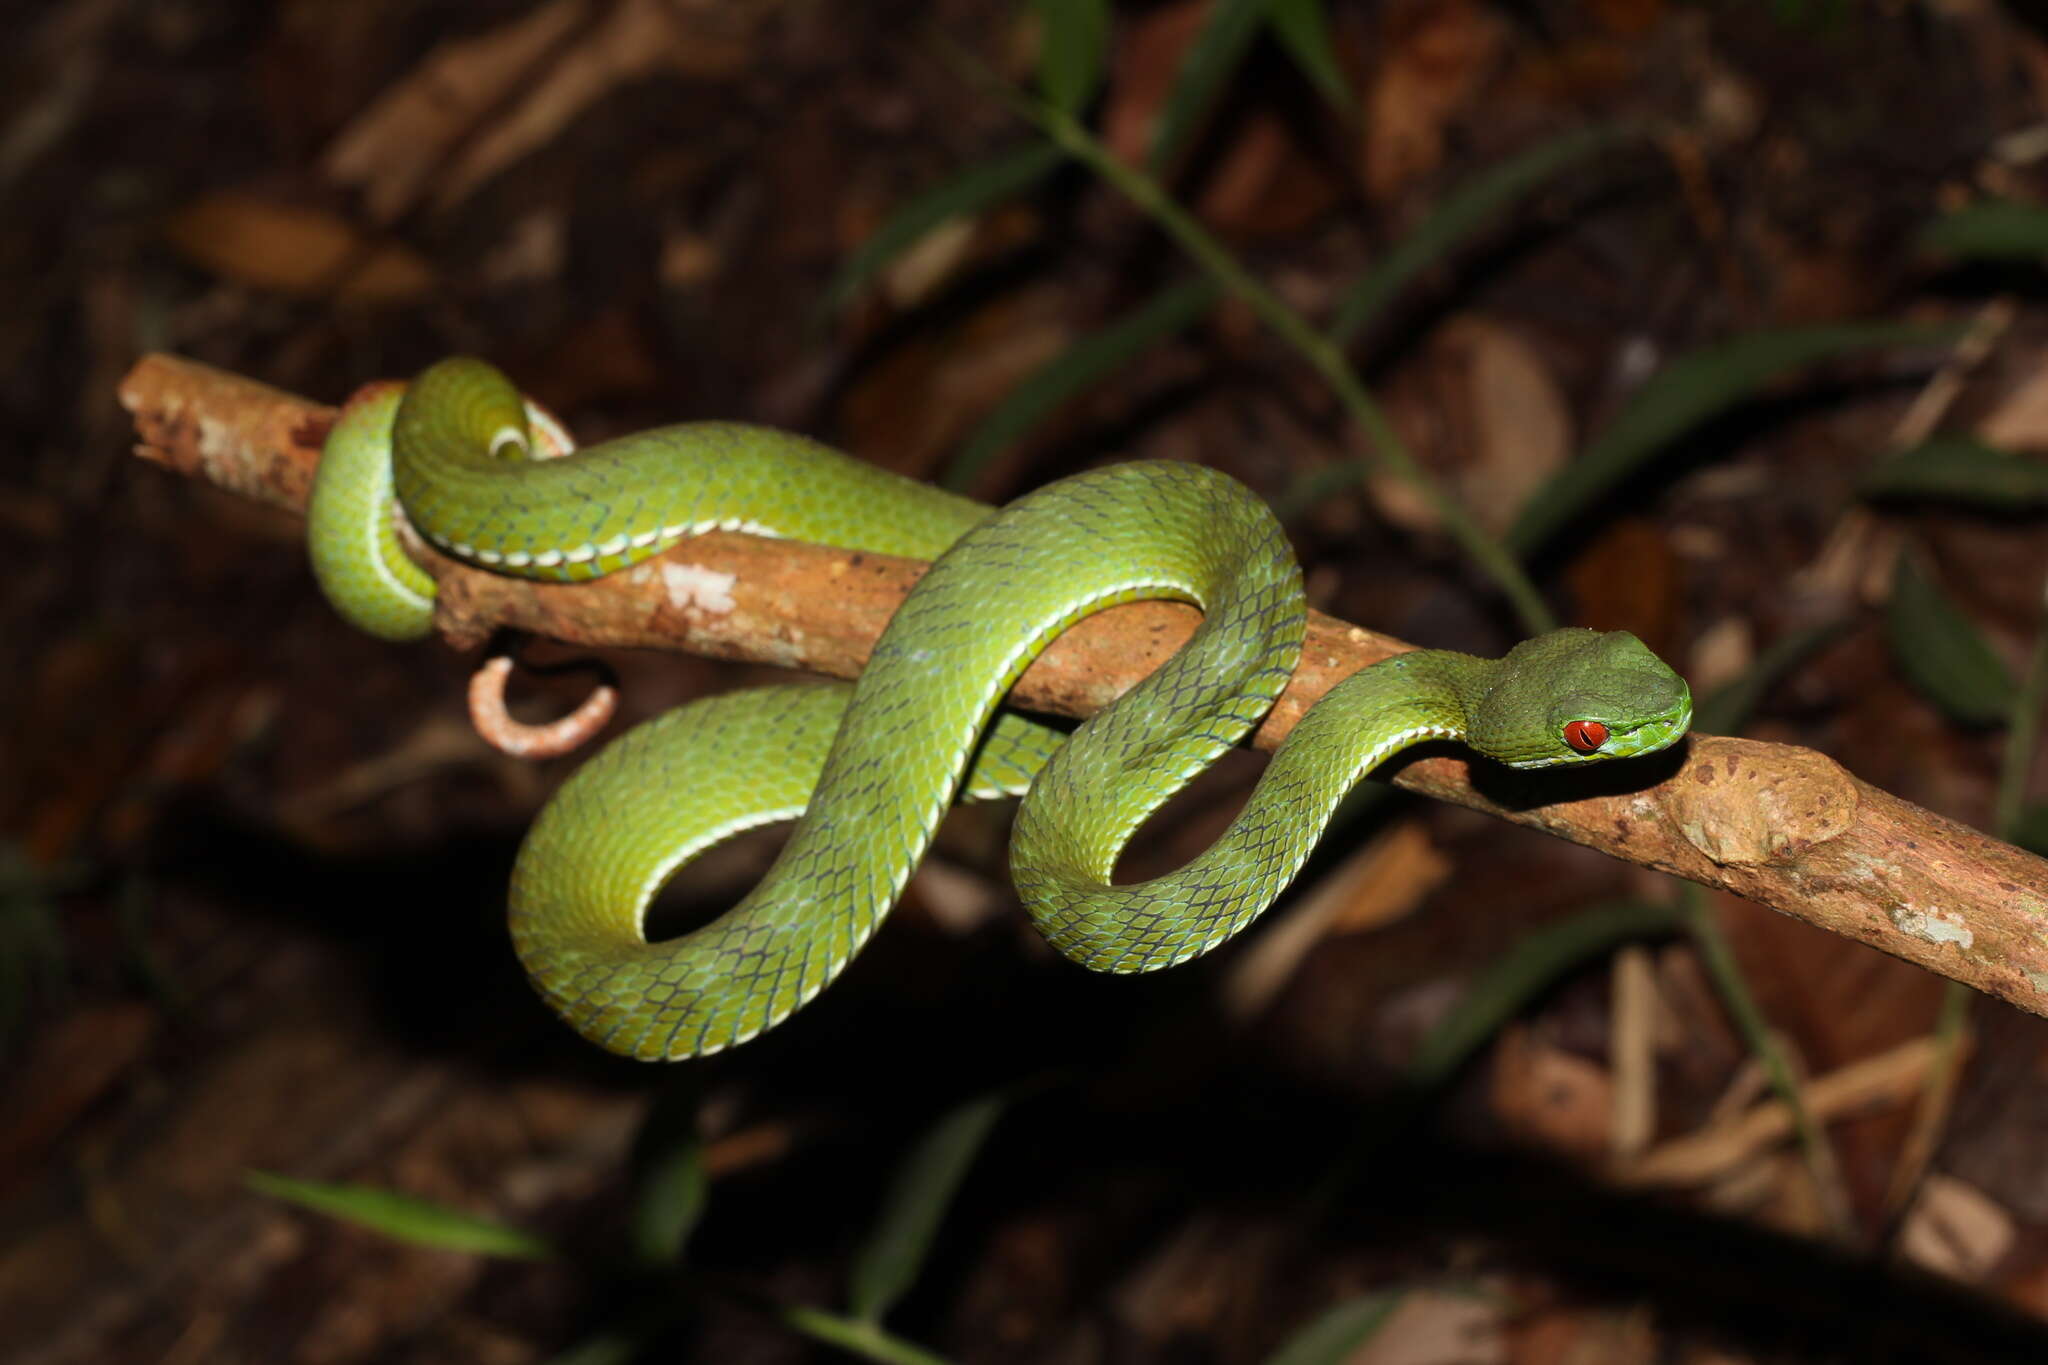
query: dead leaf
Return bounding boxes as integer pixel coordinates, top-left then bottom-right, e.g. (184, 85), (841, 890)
(1688, 615), (1755, 700)
(480, 209), (567, 285)
(908, 858), (1008, 935)
(1707, 889), (1948, 1136)
(836, 288), (1071, 480)
(1587, 0), (1666, 37)
(324, 0), (582, 219)
(1609, 946), (1659, 1160)
(0, 1003), (157, 1205)
(1197, 108), (1343, 241)
(1364, 316), (1571, 537)
(1506, 38), (1640, 106)
(1898, 1174), (2015, 1283)
(1565, 518), (1681, 647)
(1619, 1035), (1949, 1188)
(162, 191), (433, 304)
(1362, 0), (1506, 201)
(659, 229), (721, 288)
(1101, 0), (1210, 167)
(1113, 1216), (1283, 1343)
(1996, 1245), (2048, 1321)
(1705, 1150), (1832, 1239)
(1978, 355), (2048, 451)
(1703, 1054), (1772, 1128)
(323, 0), (756, 221)
(274, 713), (537, 841)
(1440, 316), (1573, 534)
(1492, 1025), (1614, 1162)
(521, 308), (663, 413)
(704, 1121), (795, 1177)
(1508, 1304), (1658, 1365)
(883, 216), (980, 309)
(1221, 820), (1448, 1019)
(1352, 1286), (1508, 1365)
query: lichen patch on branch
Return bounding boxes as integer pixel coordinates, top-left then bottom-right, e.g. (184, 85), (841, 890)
(658, 562), (738, 614)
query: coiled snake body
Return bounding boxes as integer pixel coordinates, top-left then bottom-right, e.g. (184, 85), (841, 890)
(309, 358), (1692, 1060)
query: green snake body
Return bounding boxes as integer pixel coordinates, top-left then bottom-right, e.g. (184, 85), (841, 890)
(309, 358), (1692, 1060)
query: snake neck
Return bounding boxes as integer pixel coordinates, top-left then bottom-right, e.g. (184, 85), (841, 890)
(1298, 649), (1489, 770)
(1304, 636), (1688, 774)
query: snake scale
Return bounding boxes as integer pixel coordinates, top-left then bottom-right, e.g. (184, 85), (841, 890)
(309, 357), (1692, 1061)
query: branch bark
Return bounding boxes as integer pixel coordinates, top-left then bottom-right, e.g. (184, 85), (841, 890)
(121, 351), (2048, 1020)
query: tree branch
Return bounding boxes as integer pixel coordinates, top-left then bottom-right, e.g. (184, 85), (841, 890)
(121, 352), (2048, 1020)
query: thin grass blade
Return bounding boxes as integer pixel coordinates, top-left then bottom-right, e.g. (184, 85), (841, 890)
(1996, 580), (2048, 838)
(1886, 552), (2015, 727)
(628, 1080), (708, 1267)
(1693, 619), (1850, 737)
(1267, 0), (1350, 109)
(245, 1170), (554, 1260)
(848, 1093), (1009, 1323)
(1861, 435), (2048, 510)
(1316, 900), (1681, 1206)
(1263, 1291), (1402, 1365)
(1330, 125), (1629, 346)
(820, 143), (1065, 316)
(542, 1322), (664, 1365)
(942, 276), (1218, 490)
(543, 1337), (639, 1365)
(1920, 199), (2048, 263)
(782, 1305), (957, 1365)
(0, 841), (77, 1053)
(1407, 900), (1684, 1085)
(1035, 0), (1112, 113)
(2011, 803), (2048, 858)
(1147, 0), (1270, 172)
(1506, 322), (1961, 557)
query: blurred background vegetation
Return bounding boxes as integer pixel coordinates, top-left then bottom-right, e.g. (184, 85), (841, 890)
(12, 0), (2048, 1360)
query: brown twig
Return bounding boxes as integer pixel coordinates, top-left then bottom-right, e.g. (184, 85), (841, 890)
(467, 653), (618, 759)
(121, 351), (2048, 1021)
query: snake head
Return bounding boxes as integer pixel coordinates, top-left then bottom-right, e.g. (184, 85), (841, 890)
(1469, 629), (1692, 770)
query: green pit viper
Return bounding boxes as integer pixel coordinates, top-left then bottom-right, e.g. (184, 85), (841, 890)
(308, 357), (1692, 1061)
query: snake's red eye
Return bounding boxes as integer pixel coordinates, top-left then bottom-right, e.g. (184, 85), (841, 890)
(1563, 719), (1608, 753)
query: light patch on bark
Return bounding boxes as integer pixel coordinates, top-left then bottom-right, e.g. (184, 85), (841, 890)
(660, 561), (737, 614)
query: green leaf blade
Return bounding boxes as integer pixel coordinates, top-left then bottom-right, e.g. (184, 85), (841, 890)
(1035, 0), (1112, 113)
(1407, 900), (1684, 1086)
(1920, 199), (2048, 263)
(1147, 0), (1271, 173)
(1693, 620), (1849, 737)
(1506, 322), (1963, 558)
(1267, 0), (1350, 109)
(628, 1083), (709, 1268)
(1263, 1291), (1402, 1365)
(1861, 435), (2048, 510)
(848, 1094), (1009, 1323)
(820, 143), (1065, 316)
(781, 1305), (957, 1365)
(1886, 553), (2016, 727)
(1330, 124), (1629, 346)
(1320, 902), (1680, 1205)
(245, 1170), (555, 1260)
(942, 276), (1218, 490)
(2010, 802), (2048, 858)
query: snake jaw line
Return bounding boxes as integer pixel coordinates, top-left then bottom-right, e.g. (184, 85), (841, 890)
(312, 358), (1694, 1061)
